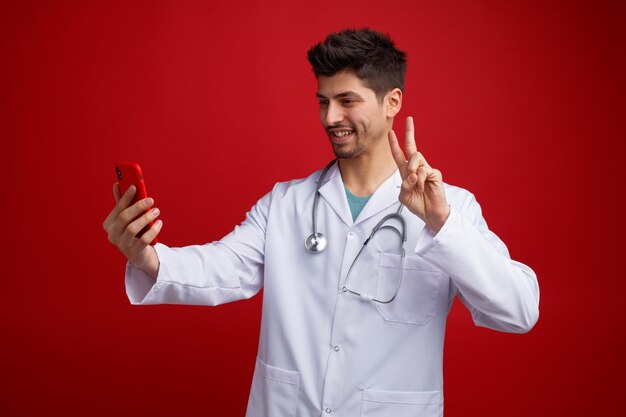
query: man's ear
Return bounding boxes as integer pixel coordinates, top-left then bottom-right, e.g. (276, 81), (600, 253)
(385, 88), (403, 118)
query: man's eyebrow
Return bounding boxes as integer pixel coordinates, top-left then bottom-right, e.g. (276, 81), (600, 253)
(316, 90), (364, 99)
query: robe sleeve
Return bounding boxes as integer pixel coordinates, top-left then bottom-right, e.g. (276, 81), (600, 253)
(125, 187), (274, 306)
(414, 192), (540, 333)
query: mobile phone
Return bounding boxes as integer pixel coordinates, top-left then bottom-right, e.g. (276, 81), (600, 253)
(115, 161), (157, 245)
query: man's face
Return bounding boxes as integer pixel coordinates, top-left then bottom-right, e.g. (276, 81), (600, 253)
(316, 70), (389, 159)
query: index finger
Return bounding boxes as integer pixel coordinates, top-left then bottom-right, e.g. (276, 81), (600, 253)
(404, 116), (417, 157)
(388, 130), (408, 178)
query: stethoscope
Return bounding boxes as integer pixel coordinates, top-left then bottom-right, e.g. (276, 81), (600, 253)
(305, 159), (408, 303)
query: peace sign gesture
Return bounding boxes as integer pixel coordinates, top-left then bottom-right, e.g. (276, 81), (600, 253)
(388, 116), (451, 233)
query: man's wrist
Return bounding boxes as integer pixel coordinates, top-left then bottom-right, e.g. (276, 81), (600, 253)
(426, 206), (451, 234)
(130, 246), (160, 280)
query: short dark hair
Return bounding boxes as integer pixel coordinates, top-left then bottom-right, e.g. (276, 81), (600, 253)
(307, 28), (407, 101)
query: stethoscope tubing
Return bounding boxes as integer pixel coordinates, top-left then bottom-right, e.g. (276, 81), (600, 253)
(311, 159), (337, 238)
(306, 159), (408, 304)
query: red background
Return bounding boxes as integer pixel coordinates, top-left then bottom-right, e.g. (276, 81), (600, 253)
(1, 0), (624, 415)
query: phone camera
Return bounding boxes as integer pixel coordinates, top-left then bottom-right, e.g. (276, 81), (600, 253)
(116, 167), (122, 180)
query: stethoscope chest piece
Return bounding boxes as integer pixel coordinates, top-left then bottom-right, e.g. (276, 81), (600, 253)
(305, 232), (327, 253)
(305, 159), (337, 254)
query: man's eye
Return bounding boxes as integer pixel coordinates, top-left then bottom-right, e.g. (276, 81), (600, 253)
(342, 99), (355, 105)
(318, 101), (328, 107)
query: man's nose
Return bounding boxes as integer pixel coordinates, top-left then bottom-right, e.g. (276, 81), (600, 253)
(324, 101), (344, 126)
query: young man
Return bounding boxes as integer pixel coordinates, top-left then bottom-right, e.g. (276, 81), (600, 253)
(104, 29), (539, 417)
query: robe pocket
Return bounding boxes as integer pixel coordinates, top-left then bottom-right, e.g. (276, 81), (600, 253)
(246, 357), (300, 417)
(361, 388), (442, 417)
(375, 253), (443, 325)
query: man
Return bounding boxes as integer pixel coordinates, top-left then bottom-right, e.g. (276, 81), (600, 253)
(104, 29), (539, 417)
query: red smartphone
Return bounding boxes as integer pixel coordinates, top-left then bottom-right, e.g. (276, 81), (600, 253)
(115, 161), (157, 245)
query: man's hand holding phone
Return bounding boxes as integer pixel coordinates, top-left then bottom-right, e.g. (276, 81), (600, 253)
(103, 181), (162, 279)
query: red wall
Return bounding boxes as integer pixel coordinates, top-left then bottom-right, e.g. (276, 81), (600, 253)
(1, 0), (624, 415)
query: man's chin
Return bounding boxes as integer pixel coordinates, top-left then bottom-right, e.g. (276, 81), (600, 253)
(332, 143), (364, 159)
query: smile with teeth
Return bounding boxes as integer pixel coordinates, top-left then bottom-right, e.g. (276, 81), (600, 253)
(331, 130), (354, 137)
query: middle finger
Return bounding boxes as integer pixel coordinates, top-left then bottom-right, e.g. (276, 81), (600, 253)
(407, 152), (422, 175)
(404, 116), (417, 157)
(119, 198), (155, 226)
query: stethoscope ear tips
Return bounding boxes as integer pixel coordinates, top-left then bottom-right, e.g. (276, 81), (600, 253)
(305, 232), (327, 253)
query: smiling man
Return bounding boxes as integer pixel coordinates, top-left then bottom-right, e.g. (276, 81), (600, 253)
(104, 28), (540, 417)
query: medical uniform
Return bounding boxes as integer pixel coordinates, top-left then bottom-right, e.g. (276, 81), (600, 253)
(125, 161), (540, 417)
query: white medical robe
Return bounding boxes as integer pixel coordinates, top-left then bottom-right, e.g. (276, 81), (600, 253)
(125, 162), (540, 417)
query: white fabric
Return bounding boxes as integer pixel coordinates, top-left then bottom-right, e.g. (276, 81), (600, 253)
(125, 162), (539, 417)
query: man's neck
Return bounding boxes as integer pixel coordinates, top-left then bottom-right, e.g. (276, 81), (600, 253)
(338, 145), (398, 197)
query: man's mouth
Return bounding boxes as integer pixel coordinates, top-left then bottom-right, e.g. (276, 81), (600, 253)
(328, 128), (355, 144)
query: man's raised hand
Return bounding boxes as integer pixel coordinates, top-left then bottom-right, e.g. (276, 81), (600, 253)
(102, 183), (162, 278)
(388, 116), (450, 233)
